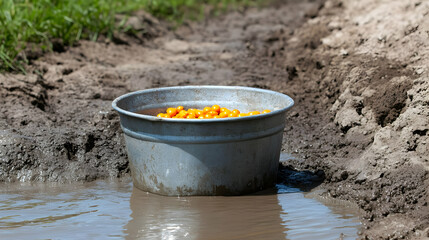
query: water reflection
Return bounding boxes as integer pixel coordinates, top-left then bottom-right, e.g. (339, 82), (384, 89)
(278, 192), (361, 240)
(125, 185), (361, 240)
(0, 179), (361, 240)
(125, 188), (285, 240)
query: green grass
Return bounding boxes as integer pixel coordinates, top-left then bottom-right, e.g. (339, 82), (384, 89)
(0, 0), (261, 72)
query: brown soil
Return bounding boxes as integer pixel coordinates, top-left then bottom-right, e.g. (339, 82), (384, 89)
(1, 0), (428, 239)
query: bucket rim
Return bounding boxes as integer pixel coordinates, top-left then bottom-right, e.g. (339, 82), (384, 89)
(112, 85), (294, 123)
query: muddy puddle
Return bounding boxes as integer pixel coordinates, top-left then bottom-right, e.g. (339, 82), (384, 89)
(0, 176), (361, 240)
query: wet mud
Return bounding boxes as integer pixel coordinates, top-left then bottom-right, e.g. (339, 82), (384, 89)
(1, 0), (428, 239)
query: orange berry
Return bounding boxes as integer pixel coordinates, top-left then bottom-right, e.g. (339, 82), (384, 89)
(228, 112), (238, 118)
(198, 116), (205, 119)
(204, 113), (213, 119)
(219, 112), (228, 118)
(163, 114), (171, 118)
(238, 113), (249, 117)
(186, 115), (196, 119)
(177, 106), (184, 111)
(249, 111), (260, 116)
(220, 107), (228, 112)
(232, 109), (240, 115)
(195, 110), (203, 117)
(213, 115), (221, 118)
(176, 111), (187, 118)
(157, 113), (163, 118)
(203, 107), (212, 114)
(208, 110), (218, 116)
(212, 105), (221, 113)
(166, 108), (177, 117)
(178, 110), (188, 117)
(262, 109), (271, 114)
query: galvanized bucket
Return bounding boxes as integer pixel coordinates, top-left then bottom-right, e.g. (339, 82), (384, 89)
(112, 86), (294, 196)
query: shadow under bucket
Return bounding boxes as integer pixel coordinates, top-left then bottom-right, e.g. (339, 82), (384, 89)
(112, 86), (294, 196)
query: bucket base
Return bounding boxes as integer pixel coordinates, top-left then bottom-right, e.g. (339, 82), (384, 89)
(125, 133), (282, 196)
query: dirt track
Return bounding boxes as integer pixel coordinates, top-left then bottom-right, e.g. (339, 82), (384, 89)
(1, 0), (428, 239)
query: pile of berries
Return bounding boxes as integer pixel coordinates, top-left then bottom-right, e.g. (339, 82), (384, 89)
(156, 105), (271, 119)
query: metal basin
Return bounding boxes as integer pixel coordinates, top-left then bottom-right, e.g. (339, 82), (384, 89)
(112, 86), (294, 196)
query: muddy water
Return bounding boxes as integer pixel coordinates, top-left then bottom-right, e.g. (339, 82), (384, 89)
(0, 179), (361, 240)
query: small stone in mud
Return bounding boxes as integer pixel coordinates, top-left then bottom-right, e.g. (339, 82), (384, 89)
(415, 68), (424, 75)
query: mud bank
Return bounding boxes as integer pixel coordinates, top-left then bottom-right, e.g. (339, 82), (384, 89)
(275, 1), (429, 238)
(0, 0), (428, 239)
